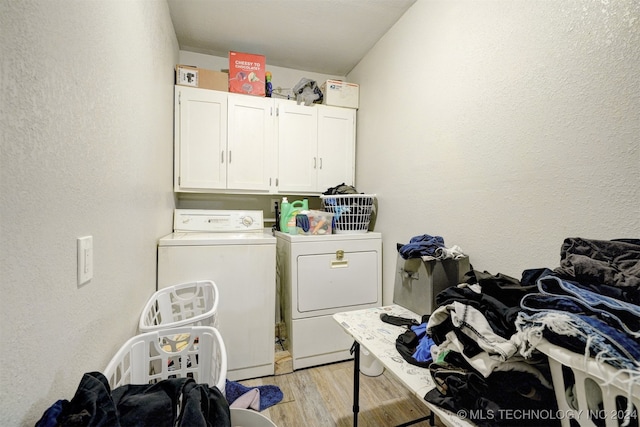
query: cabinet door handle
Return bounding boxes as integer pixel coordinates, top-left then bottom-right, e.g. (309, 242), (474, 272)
(313, 157), (317, 169)
(319, 158), (323, 169)
(229, 151), (232, 163)
(221, 151), (224, 163)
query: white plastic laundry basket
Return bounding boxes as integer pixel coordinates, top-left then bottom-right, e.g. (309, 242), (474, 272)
(139, 280), (219, 332)
(230, 408), (277, 427)
(538, 340), (639, 427)
(103, 326), (227, 395)
(360, 346), (384, 377)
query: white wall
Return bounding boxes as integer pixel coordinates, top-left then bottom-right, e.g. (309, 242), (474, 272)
(0, 1), (178, 425)
(349, 0), (640, 304)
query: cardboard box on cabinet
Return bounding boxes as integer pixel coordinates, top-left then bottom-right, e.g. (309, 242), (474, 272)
(175, 65), (228, 91)
(321, 80), (359, 109)
(228, 51), (266, 96)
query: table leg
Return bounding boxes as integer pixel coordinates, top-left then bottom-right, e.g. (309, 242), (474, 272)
(350, 341), (360, 427)
(349, 340), (434, 427)
(395, 414), (434, 427)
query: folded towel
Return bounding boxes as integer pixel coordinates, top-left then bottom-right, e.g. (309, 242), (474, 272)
(225, 380), (283, 411)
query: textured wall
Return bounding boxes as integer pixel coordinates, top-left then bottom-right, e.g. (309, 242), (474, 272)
(0, 1), (178, 425)
(349, 0), (640, 304)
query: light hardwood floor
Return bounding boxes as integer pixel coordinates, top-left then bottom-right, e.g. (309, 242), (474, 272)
(237, 359), (442, 427)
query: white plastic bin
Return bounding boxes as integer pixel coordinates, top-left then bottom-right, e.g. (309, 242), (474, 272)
(360, 346), (384, 377)
(139, 280), (219, 332)
(537, 340), (639, 427)
(230, 408), (277, 427)
(103, 326), (227, 395)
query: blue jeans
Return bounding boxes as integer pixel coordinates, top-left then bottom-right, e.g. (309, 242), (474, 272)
(517, 276), (640, 371)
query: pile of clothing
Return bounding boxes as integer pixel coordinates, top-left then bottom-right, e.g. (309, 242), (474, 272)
(424, 269), (558, 427)
(515, 238), (640, 385)
(36, 375), (284, 427)
(416, 237), (640, 427)
(36, 372), (230, 427)
(397, 234), (466, 261)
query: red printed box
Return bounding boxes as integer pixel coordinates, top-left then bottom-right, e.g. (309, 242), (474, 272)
(228, 51), (266, 96)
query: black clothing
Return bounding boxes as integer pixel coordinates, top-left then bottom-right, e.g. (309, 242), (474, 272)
(50, 372), (231, 427)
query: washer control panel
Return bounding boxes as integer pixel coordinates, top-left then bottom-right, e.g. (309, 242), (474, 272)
(173, 209), (264, 232)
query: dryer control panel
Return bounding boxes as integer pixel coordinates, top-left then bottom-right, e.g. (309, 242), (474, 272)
(173, 209), (264, 232)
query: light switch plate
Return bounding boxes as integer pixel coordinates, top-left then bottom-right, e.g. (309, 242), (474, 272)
(77, 236), (93, 286)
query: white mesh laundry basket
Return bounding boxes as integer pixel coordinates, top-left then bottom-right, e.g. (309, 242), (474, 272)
(139, 280), (219, 332)
(103, 326), (227, 394)
(320, 194), (375, 234)
(537, 340), (639, 427)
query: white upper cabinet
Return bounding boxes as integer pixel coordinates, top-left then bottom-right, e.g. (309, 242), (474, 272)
(277, 102), (319, 193)
(174, 86), (227, 191)
(174, 87), (276, 193)
(317, 105), (356, 192)
(277, 102), (355, 194)
(227, 93), (276, 191)
(174, 86), (355, 195)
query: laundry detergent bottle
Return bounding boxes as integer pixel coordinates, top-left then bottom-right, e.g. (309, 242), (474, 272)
(285, 198), (309, 234)
(279, 197), (291, 233)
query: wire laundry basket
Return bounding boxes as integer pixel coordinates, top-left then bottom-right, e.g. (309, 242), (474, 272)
(320, 194), (375, 234)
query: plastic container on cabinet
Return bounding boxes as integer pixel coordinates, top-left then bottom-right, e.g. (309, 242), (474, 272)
(294, 210), (334, 235)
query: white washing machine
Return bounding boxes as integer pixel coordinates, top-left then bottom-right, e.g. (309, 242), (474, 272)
(275, 231), (382, 370)
(157, 209), (276, 381)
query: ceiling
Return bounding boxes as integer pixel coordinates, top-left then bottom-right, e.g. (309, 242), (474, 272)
(167, 0), (417, 76)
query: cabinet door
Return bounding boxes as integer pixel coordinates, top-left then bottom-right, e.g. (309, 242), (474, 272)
(175, 86), (228, 191)
(277, 101), (318, 193)
(317, 105), (356, 191)
(227, 94), (275, 191)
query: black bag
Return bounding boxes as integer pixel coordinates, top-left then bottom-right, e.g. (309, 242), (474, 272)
(380, 313), (431, 368)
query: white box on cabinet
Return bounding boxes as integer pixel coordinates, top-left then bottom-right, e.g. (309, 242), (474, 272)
(321, 80), (359, 109)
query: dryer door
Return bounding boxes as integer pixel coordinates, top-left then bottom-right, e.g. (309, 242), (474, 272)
(296, 249), (378, 314)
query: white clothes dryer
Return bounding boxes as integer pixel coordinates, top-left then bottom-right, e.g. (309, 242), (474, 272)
(275, 231), (382, 370)
(157, 209), (276, 381)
